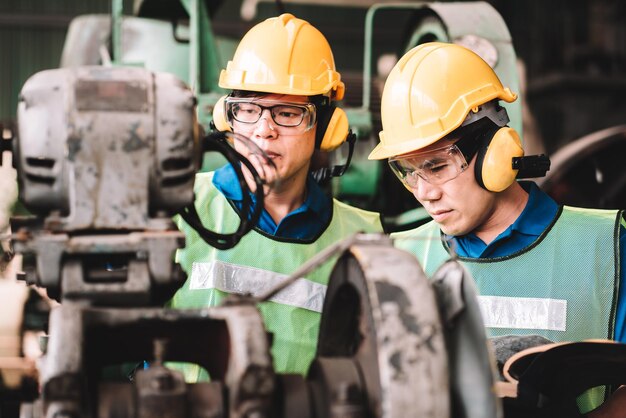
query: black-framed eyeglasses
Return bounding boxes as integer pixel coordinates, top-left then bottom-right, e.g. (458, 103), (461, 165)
(225, 97), (316, 131)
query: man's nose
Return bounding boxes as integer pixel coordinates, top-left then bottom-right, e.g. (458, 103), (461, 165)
(412, 176), (441, 202)
(253, 109), (277, 137)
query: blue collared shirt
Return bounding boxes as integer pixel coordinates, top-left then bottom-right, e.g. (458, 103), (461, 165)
(447, 181), (626, 342)
(212, 164), (332, 240)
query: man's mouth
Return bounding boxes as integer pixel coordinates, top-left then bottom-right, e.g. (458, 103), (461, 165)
(264, 151), (280, 159)
(429, 209), (452, 221)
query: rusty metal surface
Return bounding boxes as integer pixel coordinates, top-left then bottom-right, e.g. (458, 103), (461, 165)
(13, 231), (185, 304)
(97, 383), (136, 418)
(74, 79), (149, 113)
(135, 364), (187, 418)
(16, 66), (197, 232)
(34, 303), (273, 418)
(276, 374), (313, 418)
(318, 233), (450, 418)
(431, 261), (502, 418)
(307, 357), (366, 418)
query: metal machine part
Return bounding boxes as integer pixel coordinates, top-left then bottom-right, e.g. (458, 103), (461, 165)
(316, 234), (450, 417)
(21, 304), (274, 418)
(13, 65), (198, 303)
(314, 236), (501, 418)
(536, 125), (626, 209)
(12, 66), (271, 302)
(10, 63), (502, 417)
(430, 261), (502, 418)
(16, 65), (198, 230)
(59, 0), (228, 141)
(11, 65), (276, 418)
(14, 231), (503, 418)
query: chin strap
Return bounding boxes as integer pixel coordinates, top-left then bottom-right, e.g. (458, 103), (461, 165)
(311, 130), (356, 184)
(513, 154), (551, 179)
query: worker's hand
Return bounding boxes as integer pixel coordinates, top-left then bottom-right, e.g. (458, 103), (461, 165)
(232, 133), (279, 194)
(246, 152), (278, 190)
(587, 386), (626, 418)
(0, 151), (18, 231)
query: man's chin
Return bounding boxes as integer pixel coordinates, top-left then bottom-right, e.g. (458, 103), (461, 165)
(439, 223), (469, 237)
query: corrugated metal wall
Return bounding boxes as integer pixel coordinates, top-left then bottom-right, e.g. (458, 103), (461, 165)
(0, 1), (131, 125)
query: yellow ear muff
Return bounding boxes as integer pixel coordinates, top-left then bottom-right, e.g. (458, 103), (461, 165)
(477, 127), (524, 192)
(212, 95), (231, 132)
(318, 107), (349, 151)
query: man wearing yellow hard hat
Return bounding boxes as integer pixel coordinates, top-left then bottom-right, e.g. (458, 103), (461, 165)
(369, 42), (626, 415)
(169, 14), (382, 379)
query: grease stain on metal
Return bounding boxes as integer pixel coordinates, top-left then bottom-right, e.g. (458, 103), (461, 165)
(67, 136), (82, 162)
(111, 204), (128, 220)
(375, 281), (421, 334)
(375, 281), (441, 380)
(122, 122), (149, 152)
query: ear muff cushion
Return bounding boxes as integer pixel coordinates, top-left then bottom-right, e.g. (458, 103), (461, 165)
(475, 127), (524, 192)
(212, 95), (232, 132)
(317, 106), (349, 151)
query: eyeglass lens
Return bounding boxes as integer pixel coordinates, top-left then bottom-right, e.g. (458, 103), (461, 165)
(391, 146), (468, 187)
(231, 102), (307, 127)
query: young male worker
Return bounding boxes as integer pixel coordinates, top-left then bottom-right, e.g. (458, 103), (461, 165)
(169, 14), (382, 379)
(368, 42), (625, 416)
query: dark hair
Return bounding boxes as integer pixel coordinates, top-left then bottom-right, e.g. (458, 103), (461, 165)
(449, 117), (499, 162)
(231, 90), (330, 107)
(231, 90), (264, 99)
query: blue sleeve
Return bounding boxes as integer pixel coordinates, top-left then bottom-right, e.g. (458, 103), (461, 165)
(614, 221), (626, 342)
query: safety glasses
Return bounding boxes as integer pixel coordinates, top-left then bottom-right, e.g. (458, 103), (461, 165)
(225, 97), (316, 132)
(388, 143), (470, 189)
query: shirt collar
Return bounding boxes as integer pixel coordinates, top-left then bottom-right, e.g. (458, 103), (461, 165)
(444, 181), (559, 245)
(511, 181), (559, 236)
(212, 163), (329, 218)
(213, 164), (243, 200)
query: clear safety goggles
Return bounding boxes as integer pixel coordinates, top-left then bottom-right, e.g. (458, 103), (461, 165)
(388, 143), (470, 189)
(225, 97), (316, 132)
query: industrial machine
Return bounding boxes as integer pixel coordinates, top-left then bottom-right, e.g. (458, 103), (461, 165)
(6, 63), (626, 417)
(3, 61), (505, 417)
(536, 125), (626, 210)
(4, 2), (624, 417)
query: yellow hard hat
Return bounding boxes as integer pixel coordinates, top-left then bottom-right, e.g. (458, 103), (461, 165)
(219, 13), (345, 101)
(369, 42), (517, 160)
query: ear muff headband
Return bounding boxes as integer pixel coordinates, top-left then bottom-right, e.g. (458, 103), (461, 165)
(212, 95), (232, 132)
(474, 126), (524, 192)
(315, 105), (349, 151)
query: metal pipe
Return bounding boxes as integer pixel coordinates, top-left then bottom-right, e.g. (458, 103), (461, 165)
(362, 3), (428, 110)
(111, 0), (123, 63)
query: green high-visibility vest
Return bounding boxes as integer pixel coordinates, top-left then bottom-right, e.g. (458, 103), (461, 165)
(170, 172), (382, 380)
(392, 206), (622, 413)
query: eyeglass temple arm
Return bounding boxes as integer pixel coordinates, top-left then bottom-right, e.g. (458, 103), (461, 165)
(513, 154), (551, 179)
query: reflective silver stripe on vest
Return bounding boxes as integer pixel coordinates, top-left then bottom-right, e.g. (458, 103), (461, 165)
(190, 261), (327, 313)
(477, 295), (567, 331)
